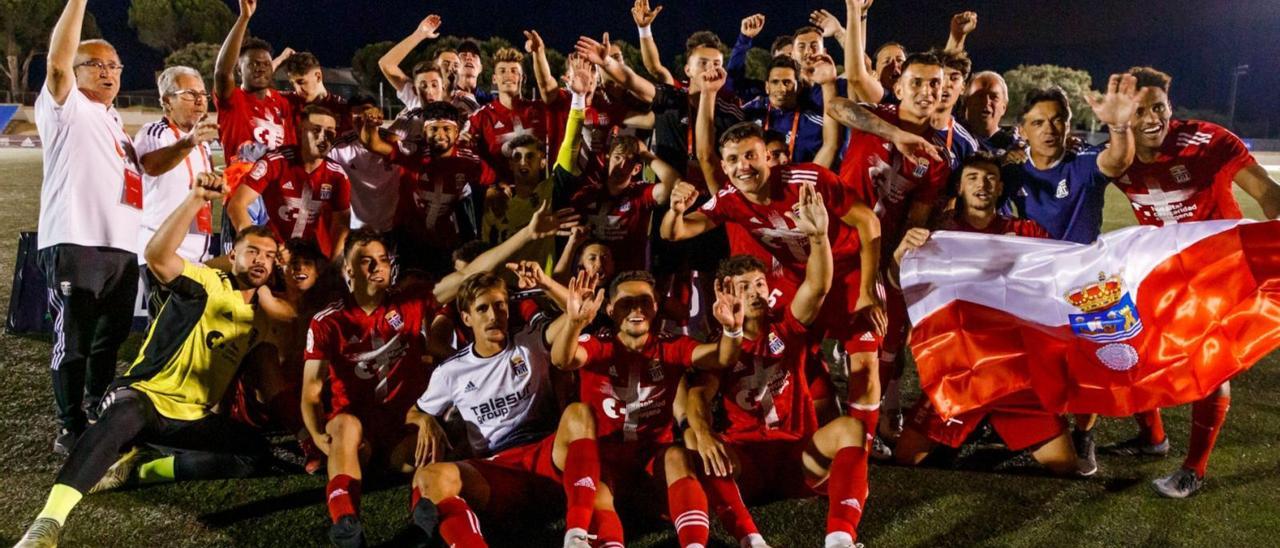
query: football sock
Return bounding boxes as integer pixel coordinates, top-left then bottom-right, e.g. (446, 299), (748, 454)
(1185, 395), (1231, 477)
(1135, 409), (1167, 444)
(848, 403), (880, 448)
(36, 484), (83, 526)
(326, 474), (361, 523)
(702, 474), (758, 541)
(667, 476), (710, 547)
(826, 446), (868, 540)
(562, 438), (600, 532)
(137, 456), (176, 484)
(437, 496), (487, 547)
(591, 508), (625, 548)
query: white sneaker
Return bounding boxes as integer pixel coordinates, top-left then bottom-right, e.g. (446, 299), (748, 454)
(563, 527), (595, 548)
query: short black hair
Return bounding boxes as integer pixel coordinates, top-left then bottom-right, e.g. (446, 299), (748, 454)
(342, 227), (393, 260)
(240, 37), (273, 58)
(233, 225), (276, 247)
(685, 31), (723, 54)
(935, 48), (972, 79)
(421, 101), (463, 125)
(347, 94), (378, 110)
(767, 56), (801, 78)
(283, 51), (321, 76)
(452, 240), (488, 265)
(608, 270), (656, 299)
(770, 36), (793, 54)
(1128, 66), (1172, 93)
(1019, 86), (1072, 122)
(763, 129), (788, 146)
(959, 150), (1002, 176)
(717, 255), (767, 279)
(874, 41), (905, 61)
(412, 60), (441, 77)
(284, 237), (326, 265)
(900, 51), (944, 75)
(718, 121), (765, 150)
(505, 134), (544, 156)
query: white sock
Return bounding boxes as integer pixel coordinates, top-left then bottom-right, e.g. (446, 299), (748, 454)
(825, 531), (855, 548)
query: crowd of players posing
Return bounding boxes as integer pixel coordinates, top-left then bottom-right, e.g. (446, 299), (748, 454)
(16, 0), (1280, 547)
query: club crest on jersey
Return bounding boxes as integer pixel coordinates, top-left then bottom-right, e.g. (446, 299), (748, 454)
(249, 161), (268, 180)
(912, 161), (928, 178)
(648, 360), (664, 382)
(619, 201), (632, 213)
(511, 355), (529, 377)
(1170, 165), (1191, 184)
(385, 310), (404, 331)
(1055, 179), (1070, 199)
(1065, 272), (1143, 371)
(767, 332), (785, 355)
(320, 183), (333, 200)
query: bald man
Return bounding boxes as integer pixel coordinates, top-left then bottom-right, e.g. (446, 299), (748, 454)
(34, 0), (143, 457)
(962, 71), (1024, 154)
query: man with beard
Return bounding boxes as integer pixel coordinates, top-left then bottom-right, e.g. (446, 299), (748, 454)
(228, 105), (352, 260)
(740, 56), (842, 167)
(1110, 66), (1280, 498)
(380, 13), (458, 143)
(14, 177), (280, 547)
(468, 47), (556, 184)
(214, 0), (296, 251)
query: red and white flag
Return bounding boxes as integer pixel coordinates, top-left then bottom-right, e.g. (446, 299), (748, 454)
(902, 220), (1280, 420)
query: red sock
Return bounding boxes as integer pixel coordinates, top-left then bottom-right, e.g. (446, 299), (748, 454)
(562, 439), (600, 532)
(437, 496), (487, 548)
(1184, 395), (1231, 477)
(667, 477), (710, 547)
(326, 474), (361, 523)
(1134, 409), (1166, 444)
(826, 446), (869, 540)
(591, 508), (625, 548)
(702, 474), (758, 541)
(848, 404), (880, 448)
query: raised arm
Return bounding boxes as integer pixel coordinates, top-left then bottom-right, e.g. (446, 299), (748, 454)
(1235, 165), (1280, 219)
(839, 201), (887, 335)
(829, 97), (943, 165)
(690, 277), (745, 369)
(696, 68), (727, 192)
(643, 151), (679, 205)
(45, 0), (89, 104)
(844, 0), (884, 104)
(945, 11), (978, 53)
(810, 8), (848, 53)
(806, 54), (842, 168)
(788, 184), (834, 326)
(226, 179), (261, 235)
(553, 56), (598, 174)
(139, 116), (220, 176)
(577, 33), (655, 103)
(524, 30), (559, 103)
(727, 15), (764, 90)
(549, 272), (604, 370)
(1089, 74), (1139, 178)
(659, 182), (717, 241)
(434, 201), (580, 303)
(271, 47), (295, 72)
(631, 0), (674, 86)
(379, 15), (442, 94)
(214, 0), (257, 101)
(147, 173), (226, 284)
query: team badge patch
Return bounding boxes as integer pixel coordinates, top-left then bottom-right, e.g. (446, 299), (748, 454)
(1055, 179), (1070, 199)
(59, 281), (72, 296)
(249, 160), (268, 180)
(385, 310), (404, 331)
(320, 183), (333, 200)
(912, 161), (929, 178)
(1170, 165), (1191, 184)
(648, 360), (664, 382)
(767, 332), (785, 355)
(1065, 272), (1143, 371)
(512, 355), (529, 376)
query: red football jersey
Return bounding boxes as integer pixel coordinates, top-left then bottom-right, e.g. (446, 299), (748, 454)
(838, 103), (951, 244)
(719, 309), (817, 442)
(392, 148), (484, 250)
(1114, 119), (1256, 226)
(467, 97), (556, 182)
(287, 91), (353, 136)
(699, 163), (864, 279)
(243, 147), (351, 257)
(569, 182), (658, 272)
(305, 286), (437, 416)
(215, 87), (296, 163)
(943, 215), (1050, 238)
(577, 331), (700, 445)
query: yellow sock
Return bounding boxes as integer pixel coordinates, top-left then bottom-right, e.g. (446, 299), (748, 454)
(36, 484), (83, 526)
(137, 456), (176, 484)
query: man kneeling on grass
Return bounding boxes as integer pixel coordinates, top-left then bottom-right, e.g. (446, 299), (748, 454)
(15, 174), (289, 548)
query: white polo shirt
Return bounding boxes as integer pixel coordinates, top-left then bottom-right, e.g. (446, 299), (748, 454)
(326, 135), (401, 232)
(133, 119), (214, 264)
(35, 84), (143, 252)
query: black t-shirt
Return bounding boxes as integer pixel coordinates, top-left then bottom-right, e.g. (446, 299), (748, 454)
(650, 83), (745, 171)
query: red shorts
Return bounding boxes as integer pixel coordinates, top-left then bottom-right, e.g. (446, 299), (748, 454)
(327, 404), (415, 457)
(727, 437), (823, 503)
(468, 434), (564, 517)
(772, 269), (882, 356)
(599, 441), (665, 492)
(907, 391), (1066, 451)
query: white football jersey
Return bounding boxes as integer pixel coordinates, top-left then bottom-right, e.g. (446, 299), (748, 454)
(416, 316), (559, 456)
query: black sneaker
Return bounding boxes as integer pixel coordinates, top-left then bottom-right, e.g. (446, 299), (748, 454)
(53, 427), (80, 456)
(1152, 467), (1204, 498)
(1101, 436), (1171, 457)
(328, 514), (366, 548)
(1072, 429), (1098, 477)
(389, 498), (439, 548)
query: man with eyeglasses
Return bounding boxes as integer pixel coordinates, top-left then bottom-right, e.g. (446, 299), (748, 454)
(133, 66), (220, 319)
(34, 0), (142, 457)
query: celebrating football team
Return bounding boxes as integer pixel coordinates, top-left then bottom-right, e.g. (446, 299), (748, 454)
(15, 0), (1280, 546)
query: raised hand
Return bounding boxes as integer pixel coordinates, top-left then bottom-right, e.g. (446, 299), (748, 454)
(574, 34), (611, 66)
(891, 130), (944, 166)
(809, 9), (844, 37)
(567, 55), (596, 95)
(950, 11), (978, 38)
(803, 53), (838, 86)
(740, 14), (765, 38)
(239, 0), (257, 18)
(566, 270), (605, 325)
(183, 114), (220, 148)
(700, 66), (727, 93)
(506, 260), (548, 290)
(631, 0), (664, 27)
(893, 227), (932, 265)
(527, 200), (582, 239)
(1087, 73), (1139, 128)
(417, 14), (443, 39)
(787, 183), (829, 237)
(192, 172), (227, 202)
(669, 181), (700, 214)
(523, 30), (544, 54)
(712, 276), (744, 333)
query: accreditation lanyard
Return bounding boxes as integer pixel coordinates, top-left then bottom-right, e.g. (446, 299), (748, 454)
(106, 113), (143, 209)
(168, 119), (214, 235)
(762, 108), (801, 158)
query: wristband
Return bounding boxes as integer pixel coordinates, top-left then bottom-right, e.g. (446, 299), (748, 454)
(637, 25), (653, 39)
(571, 93), (587, 110)
(722, 326), (743, 339)
(1108, 124), (1131, 133)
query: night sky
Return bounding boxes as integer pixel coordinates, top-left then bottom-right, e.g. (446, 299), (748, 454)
(85, 0), (1280, 136)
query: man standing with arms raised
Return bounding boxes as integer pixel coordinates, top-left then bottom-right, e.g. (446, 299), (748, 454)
(35, 0), (142, 456)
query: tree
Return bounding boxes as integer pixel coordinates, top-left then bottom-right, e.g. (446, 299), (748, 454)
(128, 0), (235, 54)
(0, 0), (99, 96)
(1003, 64), (1097, 130)
(164, 41), (219, 88)
(350, 41), (396, 93)
(744, 46), (771, 81)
